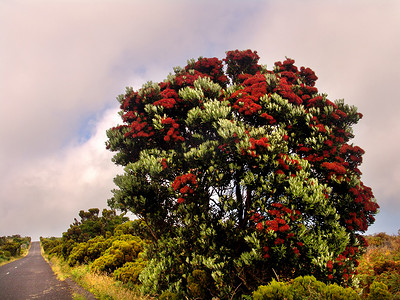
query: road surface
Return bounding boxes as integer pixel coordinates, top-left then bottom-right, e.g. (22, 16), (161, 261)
(0, 241), (87, 299)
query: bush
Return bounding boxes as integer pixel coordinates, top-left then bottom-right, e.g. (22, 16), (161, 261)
(253, 279), (292, 300)
(187, 269), (213, 299)
(357, 233), (400, 297)
(253, 276), (360, 300)
(113, 257), (147, 285)
(289, 276), (326, 300)
(324, 283), (360, 299)
(91, 236), (145, 273)
(159, 291), (180, 300)
(367, 281), (392, 300)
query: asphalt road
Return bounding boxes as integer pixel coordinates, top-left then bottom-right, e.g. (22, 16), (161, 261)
(0, 241), (72, 299)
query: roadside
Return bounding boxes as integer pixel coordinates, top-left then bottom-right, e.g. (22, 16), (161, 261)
(40, 242), (97, 300)
(41, 246), (150, 300)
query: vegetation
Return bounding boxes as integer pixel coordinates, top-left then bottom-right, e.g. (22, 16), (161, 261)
(41, 208), (150, 299)
(40, 50), (399, 299)
(42, 252), (151, 300)
(42, 220), (400, 299)
(105, 49), (378, 297)
(357, 232), (400, 299)
(0, 235), (31, 265)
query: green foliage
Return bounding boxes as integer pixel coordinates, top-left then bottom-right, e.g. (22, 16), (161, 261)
(159, 290), (180, 300)
(253, 279), (292, 300)
(106, 50), (378, 297)
(113, 258), (147, 285)
(0, 235), (31, 261)
(41, 208), (149, 288)
(63, 208), (129, 243)
(357, 233), (400, 298)
(367, 282), (391, 299)
(253, 276), (360, 300)
(91, 236), (144, 273)
(290, 276), (326, 300)
(324, 283), (361, 299)
(187, 269), (213, 299)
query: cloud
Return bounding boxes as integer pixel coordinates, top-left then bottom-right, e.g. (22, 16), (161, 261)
(0, 107), (122, 240)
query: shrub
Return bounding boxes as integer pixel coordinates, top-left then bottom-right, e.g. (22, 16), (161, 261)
(253, 279), (292, 300)
(253, 276), (361, 300)
(187, 269), (213, 299)
(324, 283), (360, 299)
(159, 291), (180, 300)
(91, 237), (144, 273)
(289, 276), (326, 300)
(113, 257), (147, 285)
(367, 281), (392, 299)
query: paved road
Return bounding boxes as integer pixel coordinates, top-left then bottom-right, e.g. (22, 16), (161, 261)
(0, 241), (72, 299)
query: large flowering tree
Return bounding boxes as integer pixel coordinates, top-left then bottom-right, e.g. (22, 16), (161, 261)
(106, 50), (378, 298)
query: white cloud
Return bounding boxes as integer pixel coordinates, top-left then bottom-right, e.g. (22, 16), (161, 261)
(0, 107), (122, 240)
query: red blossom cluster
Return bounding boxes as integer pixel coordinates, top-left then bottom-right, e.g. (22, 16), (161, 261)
(344, 184), (377, 232)
(188, 57), (229, 86)
(274, 77), (303, 105)
(230, 73), (268, 116)
(161, 118), (184, 142)
(161, 158), (168, 170)
(153, 88), (179, 109)
(249, 137), (270, 150)
(251, 203), (303, 259)
(224, 49), (261, 83)
(324, 237), (366, 284)
(124, 114), (155, 138)
(172, 173), (198, 204)
(321, 161), (346, 175)
(175, 70), (208, 89)
(275, 153), (302, 176)
(299, 66), (318, 87)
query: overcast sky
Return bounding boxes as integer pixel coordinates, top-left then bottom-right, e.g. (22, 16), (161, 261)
(1, 1), (399, 241)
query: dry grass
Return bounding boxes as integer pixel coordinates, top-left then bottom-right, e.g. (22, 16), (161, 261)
(72, 266), (151, 300)
(41, 246), (152, 300)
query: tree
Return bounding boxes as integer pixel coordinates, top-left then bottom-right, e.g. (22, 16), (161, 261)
(63, 208), (128, 243)
(106, 50), (378, 298)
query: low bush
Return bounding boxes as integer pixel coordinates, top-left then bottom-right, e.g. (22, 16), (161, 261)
(113, 257), (147, 285)
(253, 276), (360, 299)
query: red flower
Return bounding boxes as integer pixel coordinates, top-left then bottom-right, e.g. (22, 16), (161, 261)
(256, 222), (264, 231)
(327, 260), (333, 269)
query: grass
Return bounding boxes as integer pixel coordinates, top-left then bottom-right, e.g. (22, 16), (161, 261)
(41, 247), (152, 300)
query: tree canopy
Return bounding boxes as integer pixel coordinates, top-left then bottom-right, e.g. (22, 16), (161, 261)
(106, 49), (378, 298)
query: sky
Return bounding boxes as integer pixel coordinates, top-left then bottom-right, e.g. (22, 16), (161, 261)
(1, 0), (399, 241)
